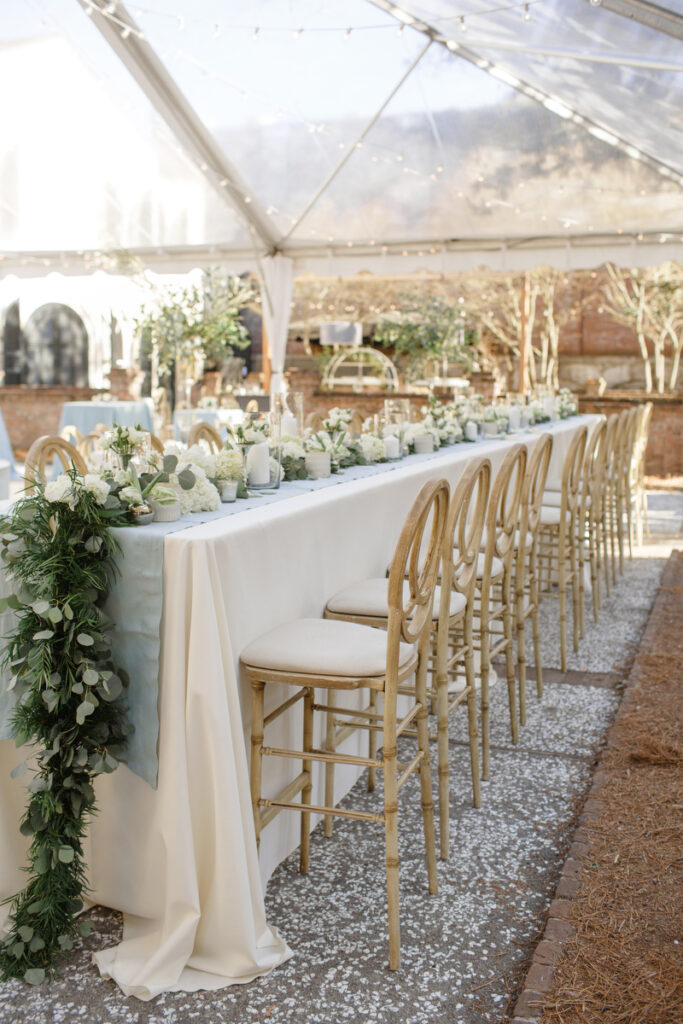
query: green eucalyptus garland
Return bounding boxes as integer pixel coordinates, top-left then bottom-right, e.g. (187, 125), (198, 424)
(0, 472), (134, 985)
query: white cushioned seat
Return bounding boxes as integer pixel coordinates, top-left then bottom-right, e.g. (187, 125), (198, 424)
(540, 505), (572, 526)
(544, 490), (591, 510)
(326, 578), (466, 620)
(453, 550), (504, 580)
(480, 527), (532, 553)
(241, 617), (416, 678)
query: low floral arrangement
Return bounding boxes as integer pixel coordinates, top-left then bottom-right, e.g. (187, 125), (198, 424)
(228, 421), (270, 447)
(277, 437), (307, 481)
(322, 407), (353, 434)
(100, 424), (147, 469)
(556, 389), (578, 418)
(0, 473), (134, 985)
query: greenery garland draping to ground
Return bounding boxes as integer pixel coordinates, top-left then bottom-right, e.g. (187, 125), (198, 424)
(0, 474), (133, 985)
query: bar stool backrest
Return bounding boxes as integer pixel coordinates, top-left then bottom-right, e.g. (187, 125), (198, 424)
(485, 444), (527, 569)
(520, 433), (553, 542)
(558, 425), (588, 525)
(445, 457), (491, 604)
(186, 421), (222, 451)
(581, 419), (607, 518)
(387, 478), (450, 655)
(25, 436), (87, 494)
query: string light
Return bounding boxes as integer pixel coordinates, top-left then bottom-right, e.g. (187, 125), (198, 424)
(459, 15), (467, 32)
(252, 27), (260, 40)
(523, 4), (531, 21)
(344, 28), (352, 40)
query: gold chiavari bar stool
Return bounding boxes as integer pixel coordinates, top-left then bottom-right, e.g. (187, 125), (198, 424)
(620, 406), (641, 563)
(241, 478), (449, 971)
(605, 409), (632, 580)
(578, 419), (608, 630)
(60, 424), (84, 447)
(324, 459), (491, 857)
(474, 444), (527, 781)
(24, 436), (87, 494)
(147, 431), (165, 456)
(598, 413), (620, 595)
(77, 431), (102, 463)
(186, 421), (223, 451)
(631, 402), (653, 547)
(305, 410), (325, 432)
(514, 433), (553, 726)
(537, 426), (588, 673)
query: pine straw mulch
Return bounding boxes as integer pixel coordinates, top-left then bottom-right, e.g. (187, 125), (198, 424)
(540, 550), (683, 1024)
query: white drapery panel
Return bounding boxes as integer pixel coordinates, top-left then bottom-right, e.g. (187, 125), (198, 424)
(259, 255), (294, 394)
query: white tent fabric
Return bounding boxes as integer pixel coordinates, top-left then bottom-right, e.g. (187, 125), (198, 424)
(259, 255), (294, 392)
(0, 0), (681, 274)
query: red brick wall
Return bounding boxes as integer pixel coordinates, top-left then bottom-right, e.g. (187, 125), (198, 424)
(0, 386), (103, 456)
(579, 392), (683, 478)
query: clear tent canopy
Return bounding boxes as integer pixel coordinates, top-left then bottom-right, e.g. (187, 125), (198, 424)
(1, 0), (682, 276)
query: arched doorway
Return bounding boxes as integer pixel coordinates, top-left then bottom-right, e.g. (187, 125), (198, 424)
(23, 303), (89, 386)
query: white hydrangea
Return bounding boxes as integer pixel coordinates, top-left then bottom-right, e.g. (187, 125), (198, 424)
(215, 447), (244, 481)
(44, 474), (78, 509)
(164, 441), (186, 460)
(359, 434), (385, 463)
(83, 474), (110, 506)
(184, 443), (217, 480)
(281, 438), (306, 460)
(173, 464), (221, 513)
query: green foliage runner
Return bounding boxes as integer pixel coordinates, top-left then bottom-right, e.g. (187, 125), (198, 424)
(0, 474), (133, 985)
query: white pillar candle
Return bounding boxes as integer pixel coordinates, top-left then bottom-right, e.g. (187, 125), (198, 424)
(281, 412), (299, 437)
(508, 406), (521, 432)
(305, 451), (331, 479)
(383, 435), (400, 459)
(465, 420), (478, 441)
(246, 442), (270, 486)
(543, 395), (555, 419)
(413, 434), (434, 454)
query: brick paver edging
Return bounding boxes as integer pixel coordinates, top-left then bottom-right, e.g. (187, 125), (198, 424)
(508, 549), (682, 1024)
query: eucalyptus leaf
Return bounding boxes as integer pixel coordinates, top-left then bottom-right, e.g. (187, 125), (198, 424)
(63, 602), (74, 621)
(76, 633), (94, 647)
(7, 593), (22, 610)
(9, 761), (27, 780)
(82, 668), (99, 687)
(58, 846), (75, 864)
(33, 629), (54, 641)
(28, 936), (45, 953)
(177, 468), (196, 490)
(79, 921), (94, 937)
(31, 600), (50, 617)
(75, 701), (95, 725)
(23, 968), (45, 986)
(17, 925), (33, 943)
(47, 606), (63, 623)
(163, 454), (178, 473)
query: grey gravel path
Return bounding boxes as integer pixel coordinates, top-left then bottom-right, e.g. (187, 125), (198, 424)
(0, 529), (678, 1024)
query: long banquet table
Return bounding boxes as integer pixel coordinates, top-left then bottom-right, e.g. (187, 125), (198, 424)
(0, 416), (598, 1000)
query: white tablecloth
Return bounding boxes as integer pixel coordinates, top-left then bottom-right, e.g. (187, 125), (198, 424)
(0, 416), (598, 1000)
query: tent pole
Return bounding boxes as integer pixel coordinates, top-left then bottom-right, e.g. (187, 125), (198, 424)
(518, 273), (529, 395)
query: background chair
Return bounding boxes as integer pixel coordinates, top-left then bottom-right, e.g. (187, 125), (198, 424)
(515, 433), (553, 725)
(538, 426), (588, 672)
(186, 421), (223, 451)
(25, 436), (87, 494)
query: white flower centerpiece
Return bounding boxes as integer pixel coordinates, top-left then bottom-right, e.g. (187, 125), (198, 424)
(100, 423), (147, 470)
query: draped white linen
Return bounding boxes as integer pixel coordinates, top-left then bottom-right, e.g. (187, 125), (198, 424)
(0, 417), (598, 999)
(259, 255), (294, 394)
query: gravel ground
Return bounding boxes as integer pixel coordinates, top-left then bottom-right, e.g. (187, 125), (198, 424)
(0, 529), (677, 1024)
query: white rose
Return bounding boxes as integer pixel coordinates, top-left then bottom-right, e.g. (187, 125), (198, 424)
(44, 474), (77, 509)
(83, 474), (110, 506)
